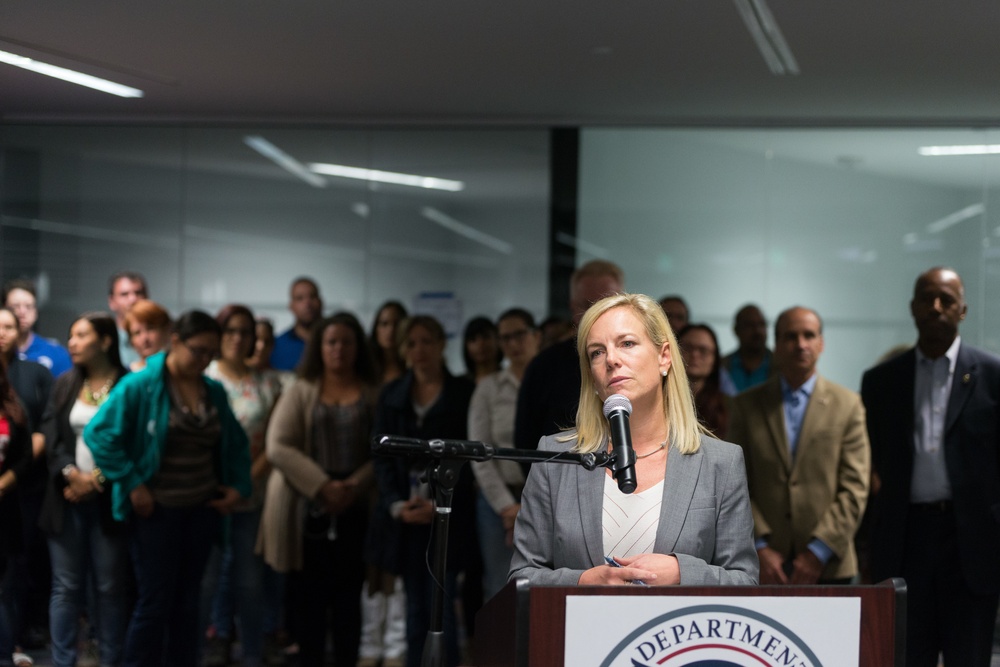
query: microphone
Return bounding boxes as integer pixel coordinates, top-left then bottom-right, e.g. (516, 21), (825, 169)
(603, 394), (637, 494)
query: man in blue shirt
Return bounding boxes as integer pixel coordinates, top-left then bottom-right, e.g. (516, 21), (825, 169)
(721, 304), (773, 394)
(270, 277), (323, 371)
(729, 306), (870, 586)
(3, 279), (72, 376)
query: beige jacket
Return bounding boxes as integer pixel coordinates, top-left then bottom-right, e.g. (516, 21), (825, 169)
(256, 378), (374, 572)
(728, 374), (870, 581)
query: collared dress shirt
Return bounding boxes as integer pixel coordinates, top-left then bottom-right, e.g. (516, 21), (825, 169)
(911, 336), (961, 503)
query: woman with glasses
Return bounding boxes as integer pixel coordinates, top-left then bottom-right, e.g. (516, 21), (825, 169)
(677, 324), (730, 440)
(201, 305), (283, 667)
(469, 308), (541, 600)
(39, 313), (129, 667)
(84, 310), (252, 667)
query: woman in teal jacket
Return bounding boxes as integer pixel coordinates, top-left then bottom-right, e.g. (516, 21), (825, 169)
(85, 310), (251, 667)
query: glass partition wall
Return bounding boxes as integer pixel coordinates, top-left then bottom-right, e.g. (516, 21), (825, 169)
(579, 128), (1000, 389)
(0, 126), (551, 371)
(4, 125), (1000, 387)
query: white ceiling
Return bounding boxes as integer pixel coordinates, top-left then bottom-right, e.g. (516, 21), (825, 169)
(3, 1), (1000, 126)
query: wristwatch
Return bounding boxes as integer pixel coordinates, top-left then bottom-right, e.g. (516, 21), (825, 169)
(61, 464), (76, 479)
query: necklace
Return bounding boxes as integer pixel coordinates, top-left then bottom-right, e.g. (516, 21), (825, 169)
(635, 440), (667, 459)
(84, 377), (114, 405)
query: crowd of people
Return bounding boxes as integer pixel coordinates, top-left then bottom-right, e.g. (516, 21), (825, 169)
(0, 261), (995, 667)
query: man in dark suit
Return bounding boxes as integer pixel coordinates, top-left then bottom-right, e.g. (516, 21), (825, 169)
(861, 267), (1000, 667)
(514, 260), (624, 450)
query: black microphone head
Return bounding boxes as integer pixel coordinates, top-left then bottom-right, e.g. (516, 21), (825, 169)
(602, 394), (632, 419)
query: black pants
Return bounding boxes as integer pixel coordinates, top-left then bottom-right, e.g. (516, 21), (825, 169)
(901, 506), (999, 667)
(291, 504), (367, 667)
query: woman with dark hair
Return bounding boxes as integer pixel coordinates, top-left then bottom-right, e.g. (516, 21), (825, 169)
(84, 310), (252, 667)
(678, 323), (730, 439)
(201, 304), (283, 667)
(0, 352), (32, 667)
(0, 306), (53, 667)
(469, 308), (541, 599)
(123, 299), (172, 372)
(368, 315), (475, 667)
(258, 312), (377, 667)
(369, 301), (408, 385)
(462, 316), (502, 384)
(358, 302), (409, 667)
(38, 313), (129, 667)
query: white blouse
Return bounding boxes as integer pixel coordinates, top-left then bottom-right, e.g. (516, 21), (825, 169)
(602, 473), (663, 558)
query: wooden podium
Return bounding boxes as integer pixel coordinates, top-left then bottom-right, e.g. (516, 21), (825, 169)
(474, 578), (906, 666)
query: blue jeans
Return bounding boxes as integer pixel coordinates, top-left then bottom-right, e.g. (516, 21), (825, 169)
(475, 491), (514, 601)
(47, 501), (128, 667)
(125, 504), (219, 667)
(201, 509), (265, 666)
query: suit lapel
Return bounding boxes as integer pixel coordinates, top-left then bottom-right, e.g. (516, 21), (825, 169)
(762, 379), (792, 472)
(794, 375), (828, 469)
(577, 463), (606, 566)
(946, 343), (976, 434)
(654, 444), (702, 553)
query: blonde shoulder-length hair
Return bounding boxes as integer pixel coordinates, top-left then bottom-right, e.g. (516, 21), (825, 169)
(565, 292), (705, 456)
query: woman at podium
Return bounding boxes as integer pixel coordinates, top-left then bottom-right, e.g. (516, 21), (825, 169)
(509, 293), (758, 587)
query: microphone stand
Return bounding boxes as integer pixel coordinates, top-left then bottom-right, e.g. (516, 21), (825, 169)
(371, 435), (615, 667)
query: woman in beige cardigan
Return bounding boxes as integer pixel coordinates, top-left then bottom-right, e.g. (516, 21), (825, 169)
(257, 312), (377, 667)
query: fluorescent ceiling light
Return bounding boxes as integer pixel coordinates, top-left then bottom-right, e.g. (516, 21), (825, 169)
(420, 207), (512, 254)
(919, 144), (1000, 156)
(926, 203), (984, 234)
(310, 163), (464, 192)
(0, 49), (143, 98)
(244, 136), (328, 188)
(733, 0), (799, 75)
(555, 232), (609, 258)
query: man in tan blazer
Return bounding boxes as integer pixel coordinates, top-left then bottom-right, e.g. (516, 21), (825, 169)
(729, 306), (870, 584)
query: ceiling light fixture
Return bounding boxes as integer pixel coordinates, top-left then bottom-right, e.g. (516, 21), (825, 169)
(244, 136), (328, 188)
(310, 163), (464, 192)
(0, 49), (143, 97)
(420, 207), (512, 254)
(733, 0), (799, 75)
(919, 144), (1000, 156)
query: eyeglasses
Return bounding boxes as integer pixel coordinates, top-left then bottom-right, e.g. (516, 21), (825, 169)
(499, 329), (532, 344)
(182, 340), (219, 361)
(683, 344), (716, 357)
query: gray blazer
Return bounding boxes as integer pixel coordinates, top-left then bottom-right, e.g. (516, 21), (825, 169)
(509, 433), (759, 586)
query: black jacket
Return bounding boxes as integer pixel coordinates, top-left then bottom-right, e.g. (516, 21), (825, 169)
(366, 370), (475, 573)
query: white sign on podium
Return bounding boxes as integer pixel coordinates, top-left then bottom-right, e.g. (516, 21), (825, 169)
(565, 595), (860, 667)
